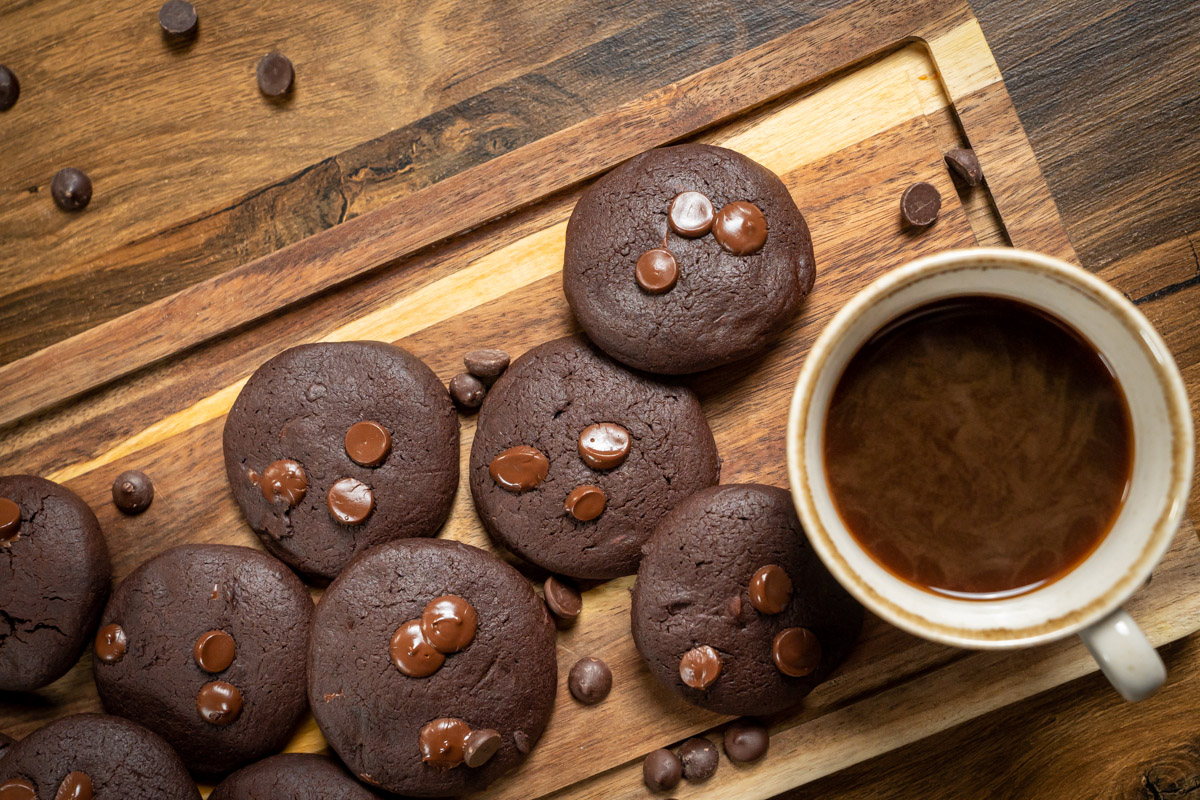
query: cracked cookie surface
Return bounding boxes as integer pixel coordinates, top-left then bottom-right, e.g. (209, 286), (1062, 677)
(223, 341), (459, 583)
(469, 334), (720, 579)
(210, 753), (384, 799)
(0, 474), (110, 691)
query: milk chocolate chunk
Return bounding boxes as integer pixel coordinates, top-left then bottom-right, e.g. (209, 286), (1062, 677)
(420, 595), (478, 654)
(489, 446), (549, 492)
(390, 619), (445, 677)
(0, 498), (19, 545)
(194, 630), (236, 673)
(568, 657), (612, 705)
(944, 147), (983, 186)
(635, 249), (678, 294)
(327, 477), (374, 525)
(642, 748), (682, 792)
(678, 737), (719, 781)
(463, 349), (511, 382)
(0, 66), (19, 112)
(449, 373), (486, 410)
(772, 627), (821, 678)
(254, 459), (307, 506)
(748, 565), (792, 614)
(112, 470), (154, 515)
(51, 168), (92, 211)
(723, 718), (768, 762)
(564, 484), (606, 521)
(668, 191), (715, 237)
(679, 645), (721, 690)
(0, 779), (35, 799)
(713, 201), (767, 255)
(94, 623), (128, 664)
(344, 421), (392, 467)
(543, 575), (582, 621)
(419, 718), (471, 769)
(577, 423), (630, 470)
(197, 681), (243, 726)
(462, 729), (502, 768)
(900, 181), (941, 227)
(55, 771), (93, 800)
(257, 52), (294, 96)
(158, 0), (198, 39)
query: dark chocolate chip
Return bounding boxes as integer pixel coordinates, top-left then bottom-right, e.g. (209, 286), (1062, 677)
(668, 191), (715, 237)
(489, 445), (549, 492)
(450, 372), (486, 410)
(0, 65), (19, 112)
(51, 168), (92, 211)
(344, 421), (392, 467)
(327, 477), (374, 525)
(723, 718), (769, 763)
(419, 718), (470, 768)
(94, 623), (128, 664)
(568, 657), (612, 704)
(713, 201), (767, 255)
(564, 484), (606, 521)
(420, 595), (478, 654)
(55, 770), (93, 800)
(252, 459), (307, 506)
(577, 423), (630, 470)
(158, 0), (198, 38)
(463, 728), (502, 768)
(679, 645), (721, 690)
(0, 778), (35, 799)
(643, 748), (682, 792)
(944, 148), (983, 186)
(197, 681), (243, 726)
(543, 575), (582, 621)
(194, 629), (236, 673)
(678, 736), (719, 781)
(748, 564), (792, 614)
(772, 626), (822, 678)
(0, 497), (20, 545)
(463, 349), (511, 382)
(389, 619), (445, 678)
(900, 182), (941, 227)
(111, 470), (154, 515)
(635, 249), (678, 294)
(256, 52), (294, 97)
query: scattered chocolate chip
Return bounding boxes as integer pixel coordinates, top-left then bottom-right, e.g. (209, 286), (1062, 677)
(193, 629), (236, 673)
(643, 748), (682, 792)
(568, 657), (612, 704)
(94, 623), (128, 664)
(679, 645), (721, 690)
(390, 619), (445, 678)
(420, 595), (478, 654)
(577, 423), (631, 470)
(420, 718), (471, 768)
(158, 0), (198, 39)
(678, 736), (719, 781)
(723, 718), (769, 763)
(463, 349), (511, 383)
(713, 201), (767, 255)
(635, 248), (679, 294)
(450, 372), (486, 410)
(748, 564), (792, 614)
(111, 470), (154, 515)
(772, 627), (822, 678)
(0, 778), (35, 799)
(543, 575), (582, 621)
(463, 728), (502, 768)
(256, 52), (294, 97)
(513, 730), (531, 754)
(344, 420), (392, 467)
(0, 65), (19, 112)
(564, 484), (606, 521)
(196, 680), (243, 726)
(489, 445), (549, 492)
(0, 497), (21, 545)
(900, 181), (941, 227)
(254, 459), (307, 506)
(668, 191), (715, 237)
(51, 168), (92, 211)
(55, 770), (93, 800)
(327, 477), (374, 525)
(944, 147), (983, 186)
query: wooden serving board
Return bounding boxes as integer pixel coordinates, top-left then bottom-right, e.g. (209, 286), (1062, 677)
(2, 1), (1197, 798)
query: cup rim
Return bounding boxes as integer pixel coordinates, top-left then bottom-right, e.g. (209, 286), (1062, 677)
(786, 247), (1194, 649)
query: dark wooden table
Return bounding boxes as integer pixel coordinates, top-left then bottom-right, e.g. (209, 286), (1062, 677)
(1, 1), (1196, 797)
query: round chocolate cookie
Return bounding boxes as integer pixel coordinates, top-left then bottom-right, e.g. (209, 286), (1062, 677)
(210, 754), (383, 800)
(631, 484), (862, 715)
(469, 335), (720, 579)
(309, 538), (556, 797)
(0, 475), (110, 691)
(0, 713), (199, 799)
(563, 143), (815, 374)
(223, 341), (459, 582)
(93, 544), (313, 776)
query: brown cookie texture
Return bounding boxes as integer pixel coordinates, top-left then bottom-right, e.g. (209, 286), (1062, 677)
(308, 538), (557, 797)
(469, 335), (720, 579)
(563, 143), (815, 374)
(93, 544), (314, 776)
(631, 484), (862, 716)
(0, 713), (199, 799)
(210, 753), (384, 800)
(0, 475), (110, 691)
(223, 341), (459, 583)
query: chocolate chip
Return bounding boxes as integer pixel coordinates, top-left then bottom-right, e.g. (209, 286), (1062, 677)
(944, 148), (983, 186)
(256, 52), (294, 97)
(679, 645), (721, 689)
(419, 718), (470, 768)
(0, 65), (19, 112)
(543, 575), (582, 621)
(668, 191), (715, 237)
(748, 564), (792, 614)
(643, 748), (682, 792)
(723, 718), (769, 763)
(513, 730), (531, 754)
(463, 728), (502, 768)
(196, 680), (243, 726)
(111, 470), (154, 515)
(577, 422), (630, 470)
(450, 372), (486, 410)
(327, 477), (374, 525)
(252, 459), (307, 506)
(568, 657), (612, 704)
(900, 182), (941, 227)
(772, 626), (822, 678)
(158, 0), (198, 39)
(463, 349), (511, 383)
(678, 736), (719, 781)
(51, 168), (92, 211)
(489, 445), (549, 492)
(420, 595), (478, 654)
(344, 421), (392, 467)
(0, 497), (21, 545)
(0, 778), (34, 799)
(55, 770), (93, 800)
(94, 623), (127, 664)
(713, 201), (767, 255)
(564, 484), (606, 521)
(635, 249), (678, 294)
(389, 619), (445, 678)
(193, 629), (236, 673)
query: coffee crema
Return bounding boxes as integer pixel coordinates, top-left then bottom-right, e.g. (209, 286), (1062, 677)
(823, 296), (1133, 600)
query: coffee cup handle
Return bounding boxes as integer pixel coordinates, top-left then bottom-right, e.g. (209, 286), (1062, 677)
(1077, 607), (1165, 702)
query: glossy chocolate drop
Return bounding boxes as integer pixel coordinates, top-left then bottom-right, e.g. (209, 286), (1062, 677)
(0, 497), (20, 545)
(390, 619), (445, 678)
(543, 575), (582, 621)
(94, 623), (128, 664)
(577, 423), (630, 470)
(748, 565), (793, 614)
(772, 627), (822, 677)
(327, 477), (374, 525)
(635, 249), (678, 294)
(420, 595), (478, 654)
(194, 629), (236, 673)
(668, 191), (715, 237)
(713, 201), (767, 255)
(679, 645), (721, 689)
(0, 778), (36, 800)
(419, 718), (471, 769)
(55, 771), (93, 800)
(489, 446), (549, 492)
(196, 681), (243, 726)
(463, 728), (502, 768)
(564, 484), (606, 521)
(345, 421), (392, 467)
(255, 459), (307, 506)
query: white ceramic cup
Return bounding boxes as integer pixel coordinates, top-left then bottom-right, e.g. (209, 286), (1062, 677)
(787, 248), (1194, 702)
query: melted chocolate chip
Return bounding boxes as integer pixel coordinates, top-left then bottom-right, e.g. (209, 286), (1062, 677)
(900, 182), (942, 227)
(94, 623), (128, 664)
(679, 645), (721, 690)
(0, 778), (36, 800)
(0, 66), (18, 112)
(945, 148), (984, 186)
(678, 737), (719, 781)
(748, 565), (793, 615)
(254, 459), (307, 506)
(723, 718), (769, 762)
(420, 595), (478, 654)
(257, 52), (294, 97)
(668, 191), (715, 237)
(463, 728), (502, 768)
(345, 421), (392, 467)
(196, 681), (243, 726)
(635, 249), (678, 294)
(390, 619), (445, 678)
(643, 748), (682, 792)
(568, 657), (612, 704)
(543, 575), (582, 621)
(713, 201), (767, 255)
(577, 423), (630, 470)
(0, 497), (20, 546)
(54, 771), (93, 800)
(772, 627), (822, 678)
(158, 0), (198, 38)
(111, 470), (154, 515)
(327, 477), (374, 525)
(419, 718), (471, 769)
(194, 629), (236, 673)
(489, 446), (549, 492)
(564, 484), (606, 521)
(51, 168), (92, 212)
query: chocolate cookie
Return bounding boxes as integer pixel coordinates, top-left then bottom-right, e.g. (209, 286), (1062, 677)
(0, 713), (199, 800)
(0, 475), (110, 691)
(223, 341), (459, 582)
(563, 144), (815, 374)
(210, 754), (383, 800)
(93, 544), (313, 776)
(309, 538), (556, 797)
(631, 484), (862, 715)
(469, 335), (720, 579)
